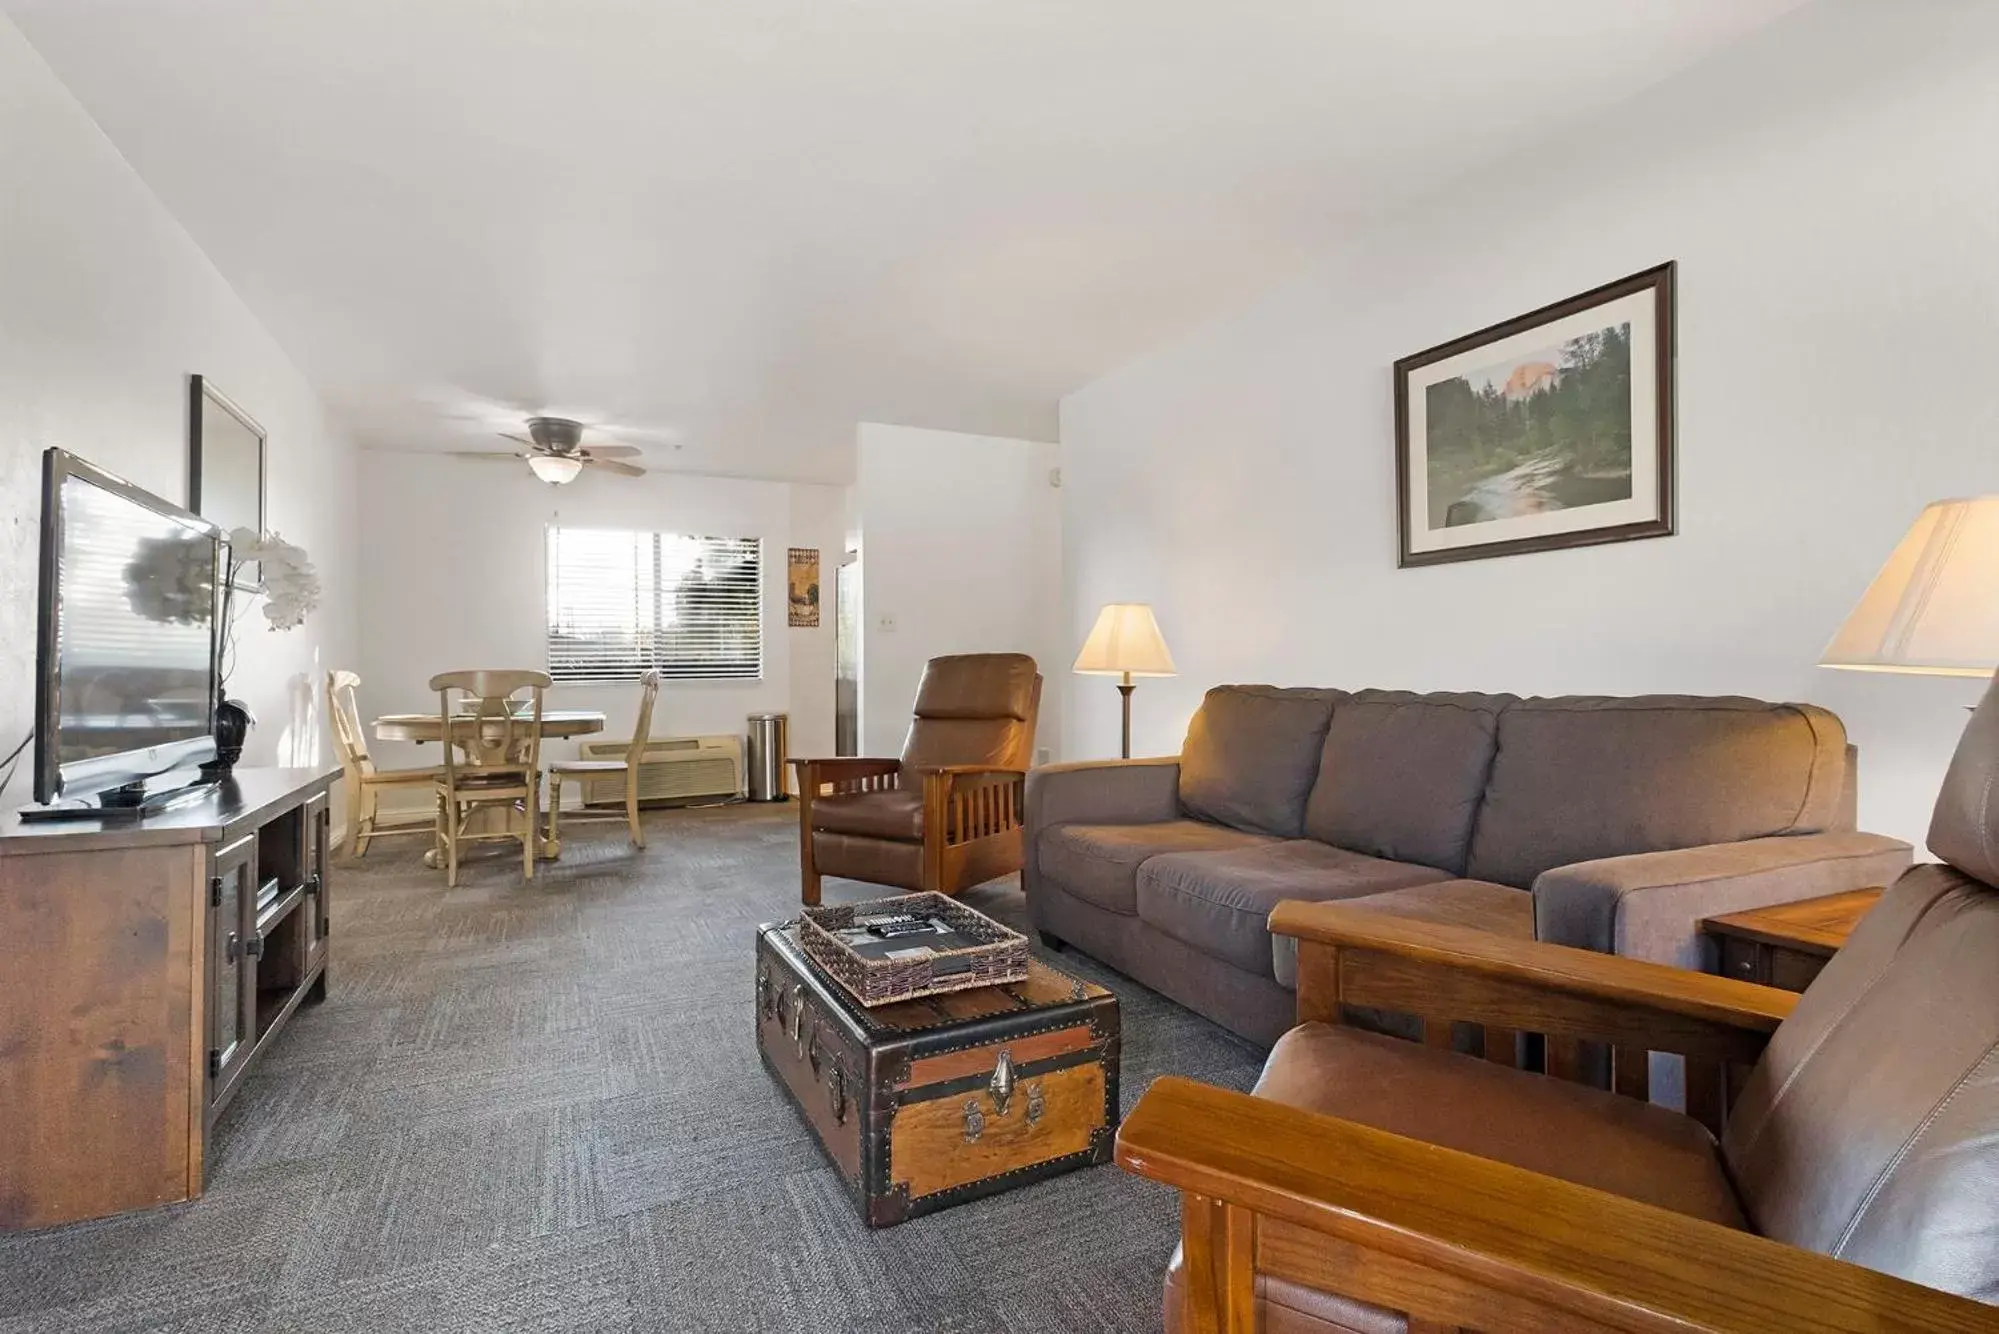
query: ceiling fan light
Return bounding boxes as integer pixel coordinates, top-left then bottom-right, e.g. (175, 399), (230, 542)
(528, 454), (584, 485)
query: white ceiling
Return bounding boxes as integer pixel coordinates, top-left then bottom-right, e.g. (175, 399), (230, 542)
(7, 1), (1807, 484)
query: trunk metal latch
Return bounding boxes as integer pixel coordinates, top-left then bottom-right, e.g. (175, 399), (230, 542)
(988, 1048), (1016, 1116)
(965, 1049), (1021, 1142)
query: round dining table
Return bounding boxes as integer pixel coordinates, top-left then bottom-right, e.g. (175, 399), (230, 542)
(371, 709), (608, 863)
(371, 709), (609, 749)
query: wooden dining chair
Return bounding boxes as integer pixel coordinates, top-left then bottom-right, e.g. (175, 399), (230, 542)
(325, 669), (440, 856)
(545, 670), (661, 852)
(429, 669), (551, 887)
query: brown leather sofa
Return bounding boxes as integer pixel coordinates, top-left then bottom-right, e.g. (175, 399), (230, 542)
(1025, 685), (1911, 1048)
(1116, 674), (1999, 1330)
(793, 653), (1041, 904)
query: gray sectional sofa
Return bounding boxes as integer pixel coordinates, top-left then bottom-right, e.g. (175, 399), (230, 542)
(1024, 685), (1912, 1047)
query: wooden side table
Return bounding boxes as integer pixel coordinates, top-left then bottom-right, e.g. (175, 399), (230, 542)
(1700, 887), (1885, 993)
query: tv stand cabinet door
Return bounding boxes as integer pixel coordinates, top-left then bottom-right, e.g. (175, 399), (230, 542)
(206, 833), (258, 1111)
(304, 790), (330, 976)
(0, 841), (207, 1229)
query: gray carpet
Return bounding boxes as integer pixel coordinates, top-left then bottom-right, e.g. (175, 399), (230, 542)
(0, 804), (1263, 1333)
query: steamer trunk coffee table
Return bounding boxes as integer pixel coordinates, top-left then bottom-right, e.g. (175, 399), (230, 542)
(755, 920), (1121, 1227)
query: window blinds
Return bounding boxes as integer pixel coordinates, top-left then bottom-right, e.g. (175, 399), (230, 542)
(545, 526), (762, 682)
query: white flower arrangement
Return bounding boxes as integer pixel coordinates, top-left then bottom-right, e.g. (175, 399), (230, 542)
(218, 527), (321, 692)
(226, 527), (321, 631)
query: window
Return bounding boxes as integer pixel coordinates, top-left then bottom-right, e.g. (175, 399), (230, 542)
(545, 527), (762, 682)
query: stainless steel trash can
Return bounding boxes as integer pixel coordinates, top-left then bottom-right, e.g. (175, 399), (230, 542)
(746, 712), (790, 801)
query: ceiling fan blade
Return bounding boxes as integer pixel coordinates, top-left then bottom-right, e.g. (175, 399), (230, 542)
(592, 421), (683, 445)
(580, 443), (641, 458)
(447, 450), (530, 460)
(500, 432), (534, 447)
(586, 458), (646, 478)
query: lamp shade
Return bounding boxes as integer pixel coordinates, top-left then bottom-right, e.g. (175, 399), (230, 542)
(1822, 497), (1999, 677)
(1073, 603), (1176, 677)
(528, 454), (583, 485)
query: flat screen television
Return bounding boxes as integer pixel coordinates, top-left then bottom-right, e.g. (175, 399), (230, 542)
(31, 449), (224, 811)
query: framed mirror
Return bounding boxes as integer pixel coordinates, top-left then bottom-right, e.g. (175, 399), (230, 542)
(188, 374), (266, 589)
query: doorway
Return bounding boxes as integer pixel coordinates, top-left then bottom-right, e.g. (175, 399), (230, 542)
(834, 553), (860, 756)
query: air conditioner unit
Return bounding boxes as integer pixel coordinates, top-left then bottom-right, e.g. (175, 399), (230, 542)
(578, 734), (745, 807)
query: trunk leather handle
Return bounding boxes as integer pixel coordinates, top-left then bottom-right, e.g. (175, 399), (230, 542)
(828, 1060), (847, 1125)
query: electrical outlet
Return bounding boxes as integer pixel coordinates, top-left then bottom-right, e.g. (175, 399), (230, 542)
(876, 612), (897, 633)
(1035, 747), (1051, 765)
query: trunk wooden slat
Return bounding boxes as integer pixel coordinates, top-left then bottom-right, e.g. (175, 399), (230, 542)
(756, 922), (1120, 1227)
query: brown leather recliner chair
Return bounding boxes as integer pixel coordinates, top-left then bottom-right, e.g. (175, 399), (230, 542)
(1118, 673), (1999, 1331)
(792, 653), (1041, 905)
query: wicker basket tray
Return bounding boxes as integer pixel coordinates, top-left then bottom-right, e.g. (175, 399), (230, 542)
(799, 892), (1030, 1007)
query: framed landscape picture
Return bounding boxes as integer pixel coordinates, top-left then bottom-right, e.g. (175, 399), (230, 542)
(1394, 262), (1675, 567)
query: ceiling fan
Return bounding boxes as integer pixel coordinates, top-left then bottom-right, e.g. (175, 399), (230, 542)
(450, 416), (646, 485)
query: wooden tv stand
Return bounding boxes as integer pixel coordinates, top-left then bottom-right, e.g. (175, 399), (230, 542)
(0, 766), (338, 1230)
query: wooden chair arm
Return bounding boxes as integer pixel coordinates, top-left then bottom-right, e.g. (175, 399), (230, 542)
(919, 767), (1026, 848)
(791, 757), (901, 802)
(790, 757), (901, 779)
(1117, 1076), (1991, 1334)
(1271, 900), (1797, 1036)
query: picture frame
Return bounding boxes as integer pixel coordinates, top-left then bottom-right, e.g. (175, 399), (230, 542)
(188, 374), (267, 590)
(1394, 262), (1675, 568)
(788, 547), (821, 627)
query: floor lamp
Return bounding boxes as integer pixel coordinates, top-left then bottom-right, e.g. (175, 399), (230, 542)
(1073, 603), (1177, 759)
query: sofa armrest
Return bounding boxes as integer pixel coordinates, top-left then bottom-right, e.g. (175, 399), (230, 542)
(1117, 1076), (1994, 1334)
(1533, 831), (1913, 970)
(1023, 757), (1181, 832)
(1022, 758), (1182, 913)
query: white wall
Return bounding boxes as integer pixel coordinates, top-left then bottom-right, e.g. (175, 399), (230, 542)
(855, 423), (1064, 759)
(355, 451), (844, 794)
(0, 14), (359, 804)
(1059, 0), (1999, 851)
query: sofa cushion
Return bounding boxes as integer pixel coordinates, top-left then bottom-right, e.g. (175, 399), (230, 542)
(1464, 695), (1850, 889)
(810, 789), (924, 841)
(1179, 685), (1344, 837)
(1270, 877), (1528, 988)
(1137, 840), (1450, 977)
(1255, 1023), (1747, 1228)
(1036, 820), (1273, 916)
(1303, 690), (1511, 875)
